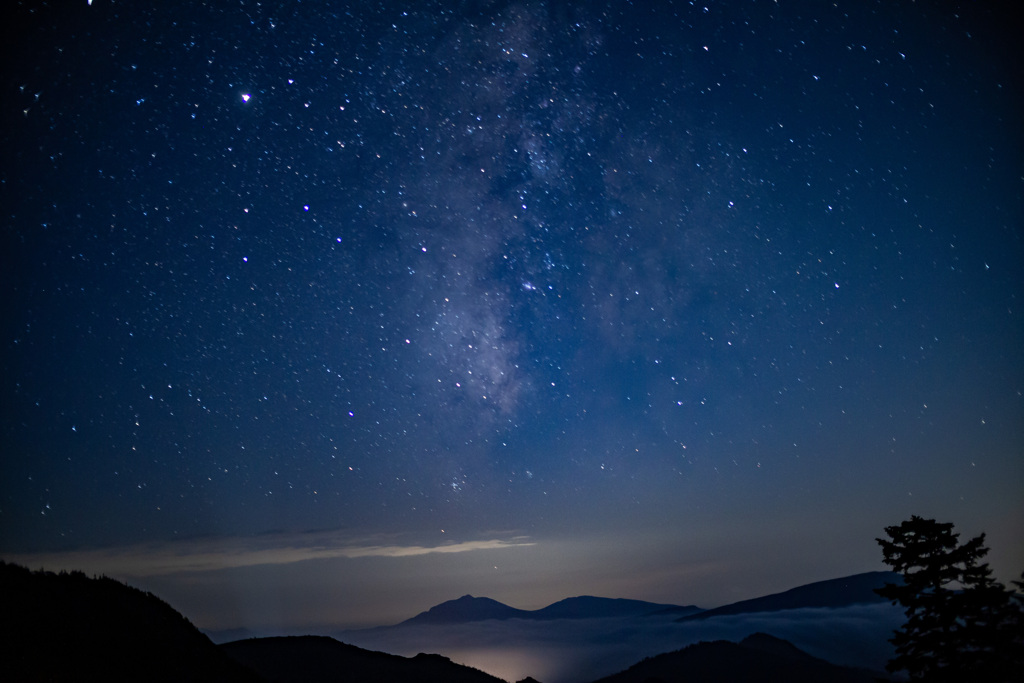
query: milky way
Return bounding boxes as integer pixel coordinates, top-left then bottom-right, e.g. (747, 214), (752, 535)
(2, 0), (1021, 630)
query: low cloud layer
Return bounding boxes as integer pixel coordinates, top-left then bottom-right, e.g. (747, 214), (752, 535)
(340, 604), (902, 683)
(4, 531), (534, 578)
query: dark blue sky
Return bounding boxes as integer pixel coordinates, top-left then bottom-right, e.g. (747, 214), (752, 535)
(2, 0), (1021, 630)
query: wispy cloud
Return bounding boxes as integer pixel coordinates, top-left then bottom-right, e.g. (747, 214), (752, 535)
(3, 532), (535, 578)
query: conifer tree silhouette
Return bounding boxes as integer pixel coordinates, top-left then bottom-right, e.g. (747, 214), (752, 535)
(876, 516), (1023, 682)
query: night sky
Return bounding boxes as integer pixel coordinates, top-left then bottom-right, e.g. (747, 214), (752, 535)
(2, 0), (1022, 633)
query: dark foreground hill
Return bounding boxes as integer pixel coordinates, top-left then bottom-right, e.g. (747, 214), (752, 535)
(0, 560), (262, 682)
(591, 632), (886, 683)
(222, 635), (507, 683)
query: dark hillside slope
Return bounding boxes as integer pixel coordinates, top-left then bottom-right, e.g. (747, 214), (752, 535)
(592, 632), (886, 683)
(680, 571), (900, 621)
(223, 635), (507, 683)
(0, 560), (263, 683)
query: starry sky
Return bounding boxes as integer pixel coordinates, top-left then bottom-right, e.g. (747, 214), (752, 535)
(2, 0), (1022, 632)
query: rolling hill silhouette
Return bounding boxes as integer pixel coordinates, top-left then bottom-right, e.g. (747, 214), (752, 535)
(398, 573), (893, 630)
(223, 635), (506, 683)
(590, 632), (885, 683)
(0, 560), (262, 682)
(676, 571), (900, 621)
(534, 596), (700, 620)
(222, 631), (889, 683)
(401, 594), (700, 625)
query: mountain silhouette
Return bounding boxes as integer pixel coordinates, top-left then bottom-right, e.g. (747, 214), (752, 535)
(591, 632), (886, 683)
(0, 560), (263, 682)
(2, 560), (899, 683)
(222, 635), (506, 683)
(401, 573), (895, 627)
(401, 594), (697, 625)
(533, 596), (700, 620)
(400, 594), (530, 624)
(342, 573), (902, 681)
(678, 571), (901, 621)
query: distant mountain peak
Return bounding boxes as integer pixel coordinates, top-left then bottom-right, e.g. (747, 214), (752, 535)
(401, 595), (527, 625)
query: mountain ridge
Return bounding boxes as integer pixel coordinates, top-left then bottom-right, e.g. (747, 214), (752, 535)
(400, 594), (701, 626)
(393, 570), (894, 628)
(677, 570), (900, 621)
(590, 631), (886, 683)
(222, 635), (505, 683)
(339, 570), (902, 681)
(2, 559), (900, 683)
